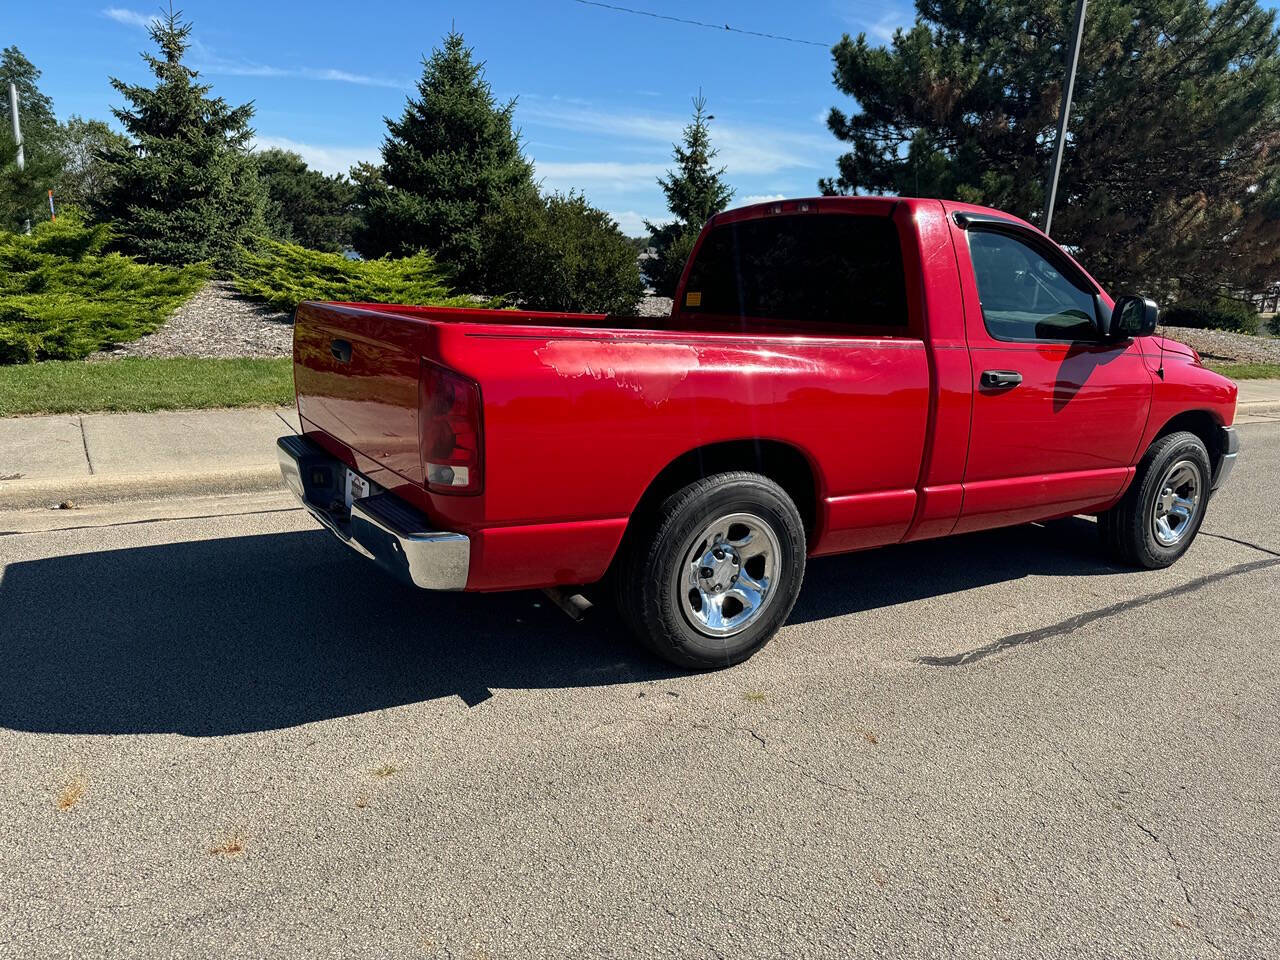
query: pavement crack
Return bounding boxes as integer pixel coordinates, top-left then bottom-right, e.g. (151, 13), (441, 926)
(1137, 819), (1224, 954)
(1132, 818), (1161, 844)
(1060, 751), (1223, 956)
(741, 726), (767, 748)
(0, 506), (303, 538)
(731, 725), (858, 795)
(778, 754), (858, 795)
(1200, 530), (1280, 558)
(916, 554), (1280, 667)
(78, 416), (95, 475)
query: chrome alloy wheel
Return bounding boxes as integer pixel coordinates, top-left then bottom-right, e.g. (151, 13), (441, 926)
(1152, 459), (1202, 547)
(675, 512), (782, 638)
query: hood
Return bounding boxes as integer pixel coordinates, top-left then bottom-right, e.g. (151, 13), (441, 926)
(1149, 335), (1195, 359)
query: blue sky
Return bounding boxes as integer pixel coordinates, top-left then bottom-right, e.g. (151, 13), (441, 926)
(10, 1), (910, 234)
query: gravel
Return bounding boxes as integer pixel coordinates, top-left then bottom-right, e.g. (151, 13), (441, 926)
(93, 287), (677, 362)
(1160, 324), (1280, 364)
(102, 286), (1278, 368)
(636, 295), (673, 318)
(96, 281), (294, 360)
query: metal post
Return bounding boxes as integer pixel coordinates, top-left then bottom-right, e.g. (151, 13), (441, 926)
(1042, 0), (1088, 237)
(9, 82), (31, 234)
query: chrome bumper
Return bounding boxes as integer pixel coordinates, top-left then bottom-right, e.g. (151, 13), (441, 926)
(1212, 426), (1239, 492)
(277, 435), (470, 590)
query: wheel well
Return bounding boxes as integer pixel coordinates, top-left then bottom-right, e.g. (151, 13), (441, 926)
(629, 440), (819, 537)
(1154, 410), (1223, 464)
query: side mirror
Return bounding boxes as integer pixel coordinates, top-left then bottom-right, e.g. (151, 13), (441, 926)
(1107, 295), (1159, 339)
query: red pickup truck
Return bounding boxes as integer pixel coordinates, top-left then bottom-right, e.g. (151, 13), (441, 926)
(278, 197), (1239, 668)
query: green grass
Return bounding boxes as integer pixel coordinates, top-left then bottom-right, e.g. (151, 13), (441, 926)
(1205, 362), (1280, 380)
(0, 357), (293, 416)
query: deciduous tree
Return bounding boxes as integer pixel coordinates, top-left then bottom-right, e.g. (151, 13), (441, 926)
(54, 116), (130, 214)
(0, 46), (63, 231)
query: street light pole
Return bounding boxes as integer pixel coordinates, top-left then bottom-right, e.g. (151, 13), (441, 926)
(1042, 0), (1088, 237)
(8, 81), (31, 234)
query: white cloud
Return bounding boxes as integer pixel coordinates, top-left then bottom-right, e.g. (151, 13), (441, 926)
(181, 37), (405, 88)
(738, 194), (787, 206)
(533, 160), (667, 192)
(864, 13), (907, 43)
(520, 102), (831, 176)
(523, 103), (683, 143)
(102, 7), (159, 28)
(835, 4), (910, 45)
(305, 68), (403, 88)
(252, 136), (379, 177)
(607, 210), (666, 236)
(200, 59), (403, 88)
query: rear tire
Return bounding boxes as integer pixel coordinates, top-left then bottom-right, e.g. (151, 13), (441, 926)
(1099, 431), (1211, 569)
(613, 471), (807, 669)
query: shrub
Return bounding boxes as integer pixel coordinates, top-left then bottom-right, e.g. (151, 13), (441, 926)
(1162, 298), (1260, 335)
(642, 227), (698, 299)
(231, 237), (481, 312)
(0, 217), (206, 364)
(499, 192), (644, 314)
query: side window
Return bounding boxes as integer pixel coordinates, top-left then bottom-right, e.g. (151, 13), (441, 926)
(968, 230), (1099, 341)
(681, 213), (909, 330)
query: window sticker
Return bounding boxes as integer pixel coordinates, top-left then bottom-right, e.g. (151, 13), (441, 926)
(685, 291), (702, 307)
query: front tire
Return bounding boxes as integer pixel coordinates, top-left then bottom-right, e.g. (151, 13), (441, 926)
(1099, 431), (1211, 569)
(613, 472), (807, 669)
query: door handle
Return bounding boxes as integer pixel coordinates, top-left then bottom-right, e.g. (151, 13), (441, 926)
(980, 369), (1022, 389)
(330, 339), (352, 364)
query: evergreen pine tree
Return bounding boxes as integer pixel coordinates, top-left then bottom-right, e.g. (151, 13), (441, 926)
(96, 7), (264, 266)
(354, 29), (538, 289)
(824, 0), (1280, 298)
(644, 94), (733, 297)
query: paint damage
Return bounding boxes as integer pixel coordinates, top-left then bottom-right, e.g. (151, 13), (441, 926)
(535, 340), (701, 406)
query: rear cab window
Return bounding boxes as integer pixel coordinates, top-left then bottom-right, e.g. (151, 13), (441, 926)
(679, 213), (911, 335)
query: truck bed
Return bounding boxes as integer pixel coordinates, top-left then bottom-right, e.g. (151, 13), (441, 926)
(293, 301), (933, 590)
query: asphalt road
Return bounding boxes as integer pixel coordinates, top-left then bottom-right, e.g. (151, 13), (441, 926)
(2, 422), (1278, 959)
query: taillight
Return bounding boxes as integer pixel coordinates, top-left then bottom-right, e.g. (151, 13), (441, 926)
(420, 360), (482, 494)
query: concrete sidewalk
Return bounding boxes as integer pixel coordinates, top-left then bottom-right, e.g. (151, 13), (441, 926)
(0, 407), (297, 510)
(1, 380), (1277, 511)
(1234, 378), (1280, 423)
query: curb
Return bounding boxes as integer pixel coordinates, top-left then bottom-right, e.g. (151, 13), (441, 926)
(0, 465), (284, 511)
(1236, 401), (1280, 421)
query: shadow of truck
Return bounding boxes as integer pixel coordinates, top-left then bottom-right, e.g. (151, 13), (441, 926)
(0, 518), (1122, 736)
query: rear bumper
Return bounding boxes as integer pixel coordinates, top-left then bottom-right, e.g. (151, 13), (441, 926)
(277, 435), (470, 590)
(1212, 426), (1239, 492)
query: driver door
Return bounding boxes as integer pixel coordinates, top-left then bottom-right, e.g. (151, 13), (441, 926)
(949, 218), (1153, 534)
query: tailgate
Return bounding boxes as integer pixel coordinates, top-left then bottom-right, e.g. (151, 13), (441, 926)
(293, 302), (429, 485)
